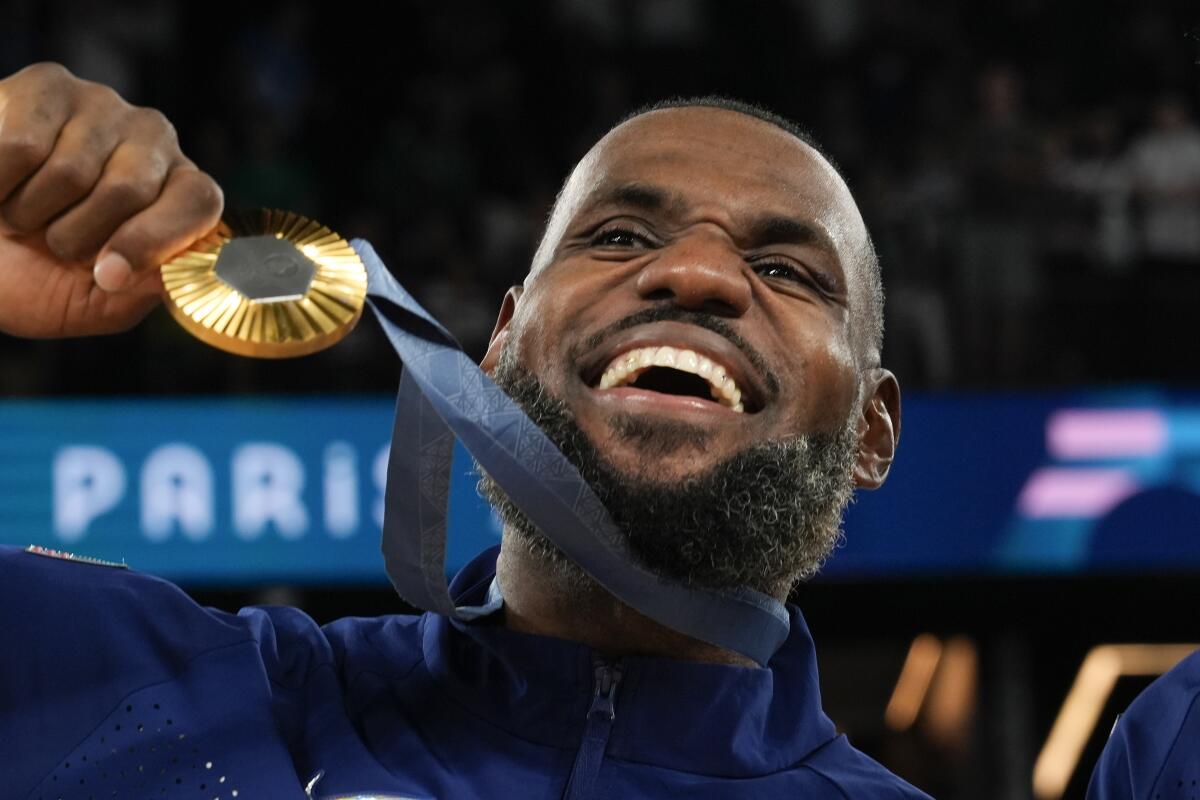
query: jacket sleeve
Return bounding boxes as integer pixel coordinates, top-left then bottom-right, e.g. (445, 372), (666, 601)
(0, 545), (327, 799)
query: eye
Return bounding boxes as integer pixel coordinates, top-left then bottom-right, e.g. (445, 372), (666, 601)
(754, 261), (811, 285)
(591, 225), (654, 249)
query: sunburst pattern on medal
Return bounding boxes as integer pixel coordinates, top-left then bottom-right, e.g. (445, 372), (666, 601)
(161, 209), (367, 358)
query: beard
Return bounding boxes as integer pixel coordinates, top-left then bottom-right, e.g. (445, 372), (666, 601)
(478, 348), (861, 598)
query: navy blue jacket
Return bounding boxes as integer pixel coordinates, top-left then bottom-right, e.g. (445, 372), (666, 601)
(0, 544), (930, 799)
(1087, 648), (1200, 799)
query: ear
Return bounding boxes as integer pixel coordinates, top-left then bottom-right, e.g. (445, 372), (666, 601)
(853, 368), (901, 490)
(479, 285), (524, 374)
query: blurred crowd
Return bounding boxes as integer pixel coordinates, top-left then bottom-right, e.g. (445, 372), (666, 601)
(2, 0), (1199, 395)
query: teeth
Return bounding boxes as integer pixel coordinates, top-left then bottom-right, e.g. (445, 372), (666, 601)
(596, 345), (747, 412)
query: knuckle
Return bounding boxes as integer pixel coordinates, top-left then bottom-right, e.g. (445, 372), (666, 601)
(133, 106), (177, 142)
(91, 82), (122, 105)
(80, 122), (112, 156)
(42, 158), (94, 195)
(21, 61), (72, 85)
(184, 170), (224, 216)
(43, 224), (88, 262)
(101, 174), (160, 211)
(81, 81), (127, 114)
(0, 135), (51, 172)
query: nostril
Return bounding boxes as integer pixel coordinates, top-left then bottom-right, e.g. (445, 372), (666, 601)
(640, 287), (741, 317)
(696, 298), (740, 317)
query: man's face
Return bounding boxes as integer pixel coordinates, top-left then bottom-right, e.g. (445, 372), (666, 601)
(480, 107), (898, 594)
(489, 107), (873, 483)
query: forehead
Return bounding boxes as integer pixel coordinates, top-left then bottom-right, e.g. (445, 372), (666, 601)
(567, 107), (866, 251)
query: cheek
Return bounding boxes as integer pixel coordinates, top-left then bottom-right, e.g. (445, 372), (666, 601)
(517, 269), (620, 353)
(779, 327), (860, 427)
(506, 282), (591, 378)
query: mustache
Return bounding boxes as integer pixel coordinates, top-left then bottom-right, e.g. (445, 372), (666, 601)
(572, 304), (781, 399)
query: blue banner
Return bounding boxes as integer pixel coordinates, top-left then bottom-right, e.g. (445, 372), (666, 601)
(0, 398), (501, 584)
(2, 390), (1199, 584)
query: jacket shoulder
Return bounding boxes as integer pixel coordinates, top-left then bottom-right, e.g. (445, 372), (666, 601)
(802, 735), (933, 799)
(0, 544), (248, 653)
(0, 545), (311, 796)
(1088, 648), (1200, 799)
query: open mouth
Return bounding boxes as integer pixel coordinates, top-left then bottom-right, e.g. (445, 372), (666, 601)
(593, 345), (756, 413)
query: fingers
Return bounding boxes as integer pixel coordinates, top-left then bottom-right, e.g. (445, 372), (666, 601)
(0, 63), (74, 204)
(0, 63), (223, 295)
(2, 112), (122, 233)
(44, 111), (177, 261)
(93, 165), (223, 291)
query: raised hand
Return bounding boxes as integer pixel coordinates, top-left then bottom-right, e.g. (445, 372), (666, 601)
(0, 62), (223, 338)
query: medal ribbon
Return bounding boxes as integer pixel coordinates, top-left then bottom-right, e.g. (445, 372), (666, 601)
(354, 239), (790, 666)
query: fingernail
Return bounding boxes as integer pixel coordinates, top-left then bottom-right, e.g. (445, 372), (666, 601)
(94, 252), (132, 292)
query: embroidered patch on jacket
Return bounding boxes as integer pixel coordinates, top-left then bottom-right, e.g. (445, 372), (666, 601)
(25, 545), (129, 569)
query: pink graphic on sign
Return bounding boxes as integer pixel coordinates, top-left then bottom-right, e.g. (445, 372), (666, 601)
(1046, 409), (1168, 460)
(1017, 467), (1141, 519)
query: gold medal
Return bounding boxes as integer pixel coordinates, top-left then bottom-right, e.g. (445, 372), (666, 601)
(160, 209), (367, 358)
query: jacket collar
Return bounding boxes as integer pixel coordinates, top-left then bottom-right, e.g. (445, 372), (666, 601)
(421, 546), (838, 778)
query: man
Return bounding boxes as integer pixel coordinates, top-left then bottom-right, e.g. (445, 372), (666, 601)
(0, 63), (925, 798)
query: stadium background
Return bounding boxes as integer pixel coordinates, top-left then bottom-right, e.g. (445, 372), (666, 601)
(2, 1), (1200, 797)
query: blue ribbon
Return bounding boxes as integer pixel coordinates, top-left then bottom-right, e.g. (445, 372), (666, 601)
(354, 239), (790, 666)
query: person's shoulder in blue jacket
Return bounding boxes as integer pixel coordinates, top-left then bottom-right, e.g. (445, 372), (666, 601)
(1087, 648), (1200, 799)
(0, 544), (329, 798)
(1, 543), (933, 799)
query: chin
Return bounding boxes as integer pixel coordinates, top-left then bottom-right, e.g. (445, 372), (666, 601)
(578, 412), (733, 481)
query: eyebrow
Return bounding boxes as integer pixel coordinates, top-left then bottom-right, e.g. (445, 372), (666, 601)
(583, 181), (847, 292)
(746, 215), (823, 251)
(587, 182), (682, 214)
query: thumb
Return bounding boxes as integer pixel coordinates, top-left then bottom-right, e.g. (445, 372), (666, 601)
(93, 250), (133, 292)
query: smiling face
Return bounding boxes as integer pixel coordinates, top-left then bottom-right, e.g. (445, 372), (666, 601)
(485, 107), (891, 481)
(480, 105), (900, 594)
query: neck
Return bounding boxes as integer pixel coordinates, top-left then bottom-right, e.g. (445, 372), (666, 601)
(495, 536), (761, 668)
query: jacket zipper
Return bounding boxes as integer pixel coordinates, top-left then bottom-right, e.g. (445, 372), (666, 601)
(561, 658), (623, 800)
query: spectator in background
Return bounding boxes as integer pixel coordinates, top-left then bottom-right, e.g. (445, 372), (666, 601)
(957, 65), (1045, 384)
(876, 138), (959, 388)
(1049, 109), (1134, 273)
(1127, 93), (1200, 380)
(1043, 109), (1135, 381)
(1128, 93), (1200, 264)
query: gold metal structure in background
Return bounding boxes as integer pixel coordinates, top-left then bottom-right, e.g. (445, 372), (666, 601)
(1032, 643), (1199, 799)
(885, 633), (978, 752)
(161, 210), (367, 358)
(885, 634), (944, 732)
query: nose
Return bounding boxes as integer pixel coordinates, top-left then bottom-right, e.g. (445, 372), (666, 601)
(634, 231), (752, 317)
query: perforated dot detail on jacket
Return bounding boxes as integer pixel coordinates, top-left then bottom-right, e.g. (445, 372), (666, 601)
(1152, 776), (1198, 800)
(31, 694), (240, 800)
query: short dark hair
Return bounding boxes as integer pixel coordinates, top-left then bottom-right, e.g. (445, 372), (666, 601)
(619, 96), (884, 362)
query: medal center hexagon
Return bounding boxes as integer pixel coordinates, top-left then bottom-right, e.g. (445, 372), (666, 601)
(214, 234), (317, 302)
